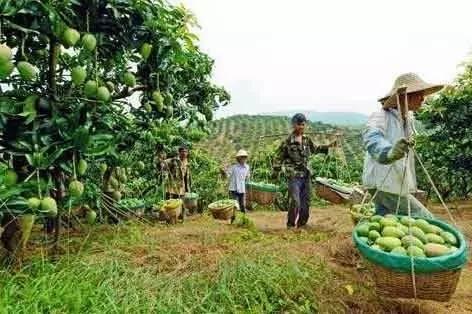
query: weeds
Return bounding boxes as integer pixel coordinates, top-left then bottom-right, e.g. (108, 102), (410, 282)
(0, 216), (345, 313)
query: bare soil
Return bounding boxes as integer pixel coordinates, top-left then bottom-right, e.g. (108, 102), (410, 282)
(11, 201), (471, 313)
(249, 202), (472, 314)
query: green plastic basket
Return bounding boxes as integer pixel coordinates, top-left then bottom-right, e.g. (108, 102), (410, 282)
(184, 193), (199, 200)
(246, 181), (280, 193)
(353, 216), (469, 273)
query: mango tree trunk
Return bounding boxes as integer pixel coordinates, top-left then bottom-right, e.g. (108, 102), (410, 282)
(1, 214), (36, 264)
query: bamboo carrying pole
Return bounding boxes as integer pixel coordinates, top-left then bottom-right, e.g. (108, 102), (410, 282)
(258, 131), (344, 140)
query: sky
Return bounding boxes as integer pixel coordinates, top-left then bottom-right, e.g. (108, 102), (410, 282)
(177, 0), (472, 117)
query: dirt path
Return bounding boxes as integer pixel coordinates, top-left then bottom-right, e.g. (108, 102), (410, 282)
(247, 203), (472, 314)
(17, 202), (470, 313)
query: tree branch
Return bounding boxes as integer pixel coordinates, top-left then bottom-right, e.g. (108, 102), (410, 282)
(112, 85), (147, 101)
(4, 20), (40, 35)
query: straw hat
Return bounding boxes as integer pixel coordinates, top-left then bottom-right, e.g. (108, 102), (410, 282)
(379, 73), (444, 109)
(236, 149), (248, 158)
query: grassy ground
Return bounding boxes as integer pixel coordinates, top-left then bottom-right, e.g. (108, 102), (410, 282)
(0, 203), (471, 313)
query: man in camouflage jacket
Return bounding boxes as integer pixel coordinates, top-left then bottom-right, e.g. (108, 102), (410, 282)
(274, 114), (334, 228)
(160, 146), (192, 200)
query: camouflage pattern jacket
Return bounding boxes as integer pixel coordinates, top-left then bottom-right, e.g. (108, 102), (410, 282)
(274, 134), (329, 178)
(161, 157), (192, 196)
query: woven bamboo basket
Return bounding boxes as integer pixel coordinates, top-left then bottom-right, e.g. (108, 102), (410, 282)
(183, 193), (199, 212)
(245, 183), (279, 206)
(414, 190), (427, 206)
(315, 184), (347, 204)
(354, 216), (468, 302)
(208, 200), (236, 220)
(210, 205), (234, 220)
(161, 200), (183, 224)
(250, 189), (276, 205)
(367, 262), (462, 301)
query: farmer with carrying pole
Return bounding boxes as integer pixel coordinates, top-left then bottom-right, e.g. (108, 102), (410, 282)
(222, 150), (251, 212)
(160, 145), (192, 219)
(221, 149), (251, 222)
(363, 73), (444, 218)
(274, 113), (337, 229)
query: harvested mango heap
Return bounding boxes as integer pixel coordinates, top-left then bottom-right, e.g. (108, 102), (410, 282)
(209, 199), (236, 209)
(184, 193), (199, 199)
(118, 198), (145, 208)
(162, 199), (182, 209)
(351, 203), (375, 219)
(325, 178), (353, 189)
(246, 182), (280, 192)
(356, 215), (459, 258)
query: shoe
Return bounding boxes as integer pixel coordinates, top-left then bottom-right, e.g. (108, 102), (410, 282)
(297, 220), (308, 228)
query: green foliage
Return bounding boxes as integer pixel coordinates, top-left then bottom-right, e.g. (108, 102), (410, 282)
(190, 149), (226, 208)
(0, 0), (228, 222)
(232, 212), (256, 230)
(309, 152), (361, 183)
(117, 120), (210, 201)
(199, 115), (364, 171)
(0, 253), (332, 313)
(415, 64), (472, 199)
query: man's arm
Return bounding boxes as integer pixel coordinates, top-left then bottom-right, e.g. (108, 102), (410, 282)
(272, 140), (288, 178)
(273, 140), (288, 173)
(363, 111), (409, 164)
(308, 137), (330, 155)
(363, 129), (392, 164)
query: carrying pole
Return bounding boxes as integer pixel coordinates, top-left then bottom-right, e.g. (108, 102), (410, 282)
(258, 131), (343, 140)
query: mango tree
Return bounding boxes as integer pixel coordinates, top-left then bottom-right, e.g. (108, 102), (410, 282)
(0, 0), (228, 260)
(415, 63), (472, 200)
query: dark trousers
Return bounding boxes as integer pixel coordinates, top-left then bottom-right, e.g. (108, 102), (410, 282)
(287, 176), (310, 227)
(229, 191), (246, 213)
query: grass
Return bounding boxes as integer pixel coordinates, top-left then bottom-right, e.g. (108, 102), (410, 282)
(0, 217), (346, 314)
(2, 207), (466, 313)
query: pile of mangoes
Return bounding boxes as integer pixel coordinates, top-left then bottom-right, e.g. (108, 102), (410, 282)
(356, 215), (459, 258)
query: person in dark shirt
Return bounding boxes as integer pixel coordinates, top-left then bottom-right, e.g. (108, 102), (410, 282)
(274, 113), (336, 228)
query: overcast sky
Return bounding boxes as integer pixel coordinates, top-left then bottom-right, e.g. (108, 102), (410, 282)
(178, 0), (472, 117)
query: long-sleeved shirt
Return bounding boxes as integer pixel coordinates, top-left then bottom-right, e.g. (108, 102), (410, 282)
(161, 157), (192, 196)
(227, 163), (250, 194)
(362, 109), (417, 195)
(275, 133), (329, 178)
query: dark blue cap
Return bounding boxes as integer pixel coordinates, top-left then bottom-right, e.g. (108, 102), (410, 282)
(291, 113), (307, 124)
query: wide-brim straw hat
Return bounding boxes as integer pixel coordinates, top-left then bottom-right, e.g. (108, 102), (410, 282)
(236, 149), (248, 158)
(379, 73), (444, 109)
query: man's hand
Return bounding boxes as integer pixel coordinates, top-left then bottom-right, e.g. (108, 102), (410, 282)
(407, 136), (416, 148)
(387, 138), (409, 162)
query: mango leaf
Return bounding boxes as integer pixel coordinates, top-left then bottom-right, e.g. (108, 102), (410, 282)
(85, 134), (116, 157)
(0, 186), (28, 200)
(73, 127), (91, 150)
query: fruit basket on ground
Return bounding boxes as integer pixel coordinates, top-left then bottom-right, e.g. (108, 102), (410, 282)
(353, 214), (469, 301)
(315, 177), (365, 205)
(183, 192), (199, 214)
(246, 181), (280, 205)
(208, 199), (237, 220)
(157, 199), (183, 224)
(118, 198), (146, 216)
